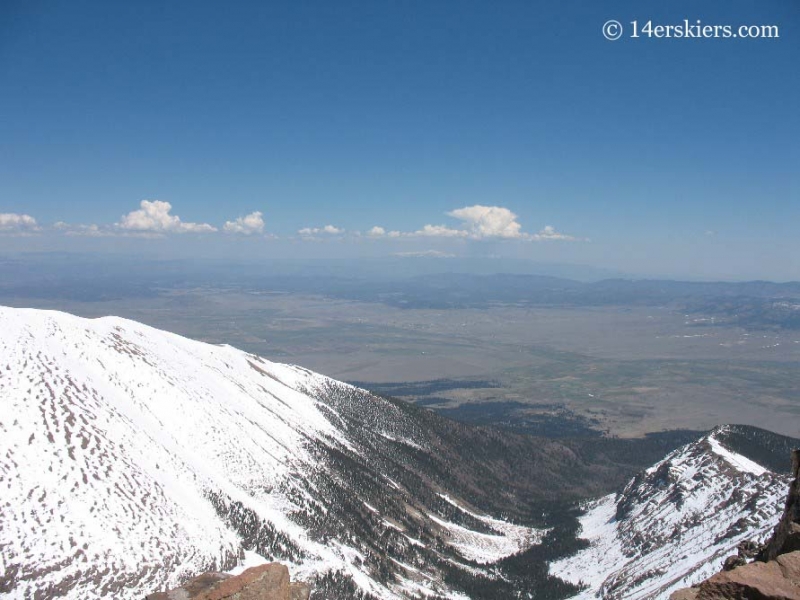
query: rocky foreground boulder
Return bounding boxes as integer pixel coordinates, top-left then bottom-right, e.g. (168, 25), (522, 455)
(145, 563), (310, 600)
(670, 450), (800, 600)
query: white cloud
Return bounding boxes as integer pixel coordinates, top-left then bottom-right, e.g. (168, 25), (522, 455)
(447, 205), (523, 239)
(223, 211), (265, 235)
(528, 225), (577, 242)
(40, 202), (580, 244)
(298, 225), (343, 236)
(413, 224), (469, 238)
(410, 206), (579, 242)
(410, 205), (525, 240)
(117, 200), (217, 234)
(0, 213), (40, 233)
(366, 226), (403, 238)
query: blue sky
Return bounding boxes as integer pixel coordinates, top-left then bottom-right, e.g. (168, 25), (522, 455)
(0, 0), (797, 279)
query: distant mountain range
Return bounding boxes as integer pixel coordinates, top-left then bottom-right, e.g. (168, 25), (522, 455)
(3, 255), (799, 329)
(0, 307), (796, 599)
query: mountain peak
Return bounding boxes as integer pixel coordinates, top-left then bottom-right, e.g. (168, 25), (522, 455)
(550, 428), (792, 599)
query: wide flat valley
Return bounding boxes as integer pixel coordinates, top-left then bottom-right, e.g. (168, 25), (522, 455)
(7, 288), (800, 438)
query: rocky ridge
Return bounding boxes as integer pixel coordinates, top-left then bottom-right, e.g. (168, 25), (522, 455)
(670, 449), (800, 599)
(550, 427), (794, 599)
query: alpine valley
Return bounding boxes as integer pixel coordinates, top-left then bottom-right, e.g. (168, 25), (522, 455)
(0, 306), (797, 600)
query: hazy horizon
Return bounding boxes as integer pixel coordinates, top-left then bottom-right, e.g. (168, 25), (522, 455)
(3, 246), (800, 284)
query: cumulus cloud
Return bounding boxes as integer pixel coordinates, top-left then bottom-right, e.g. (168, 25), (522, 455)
(298, 225), (343, 236)
(411, 205), (523, 239)
(409, 205), (579, 242)
(223, 211), (265, 235)
(0, 213), (40, 233)
(447, 205), (523, 239)
(117, 200), (216, 234)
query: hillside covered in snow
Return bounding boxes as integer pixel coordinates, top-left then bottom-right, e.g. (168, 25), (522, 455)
(0, 306), (600, 600)
(550, 426), (794, 599)
(1, 306), (796, 600)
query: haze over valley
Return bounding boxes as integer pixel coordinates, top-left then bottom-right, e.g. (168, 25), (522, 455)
(3, 255), (800, 439)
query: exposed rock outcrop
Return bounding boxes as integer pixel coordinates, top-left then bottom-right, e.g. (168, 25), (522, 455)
(145, 563), (310, 600)
(760, 450), (800, 562)
(694, 552), (800, 599)
(670, 449), (800, 600)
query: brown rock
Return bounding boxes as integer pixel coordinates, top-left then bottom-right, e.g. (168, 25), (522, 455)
(197, 564), (289, 600)
(777, 552), (800, 582)
(145, 572), (231, 600)
(723, 555), (747, 571)
(145, 564), (290, 600)
(669, 588), (699, 600)
(290, 581), (311, 600)
(694, 551), (800, 600)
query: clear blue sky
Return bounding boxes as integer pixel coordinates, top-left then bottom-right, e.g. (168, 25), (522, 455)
(1, 0), (798, 279)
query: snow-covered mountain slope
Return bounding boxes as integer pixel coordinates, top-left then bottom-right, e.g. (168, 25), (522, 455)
(549, 426), (792, 600)
(3, 306), (795, 600)
(0, 306), (561, 600)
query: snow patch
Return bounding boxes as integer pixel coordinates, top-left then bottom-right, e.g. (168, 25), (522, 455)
(708, 433), (767, 476)
(428, 513), (541, 565)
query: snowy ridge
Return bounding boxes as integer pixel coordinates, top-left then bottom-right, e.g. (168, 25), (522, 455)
(0, 306), (543, 600)
(707, 431), (767, 476)
(549, 429), (789, 600)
